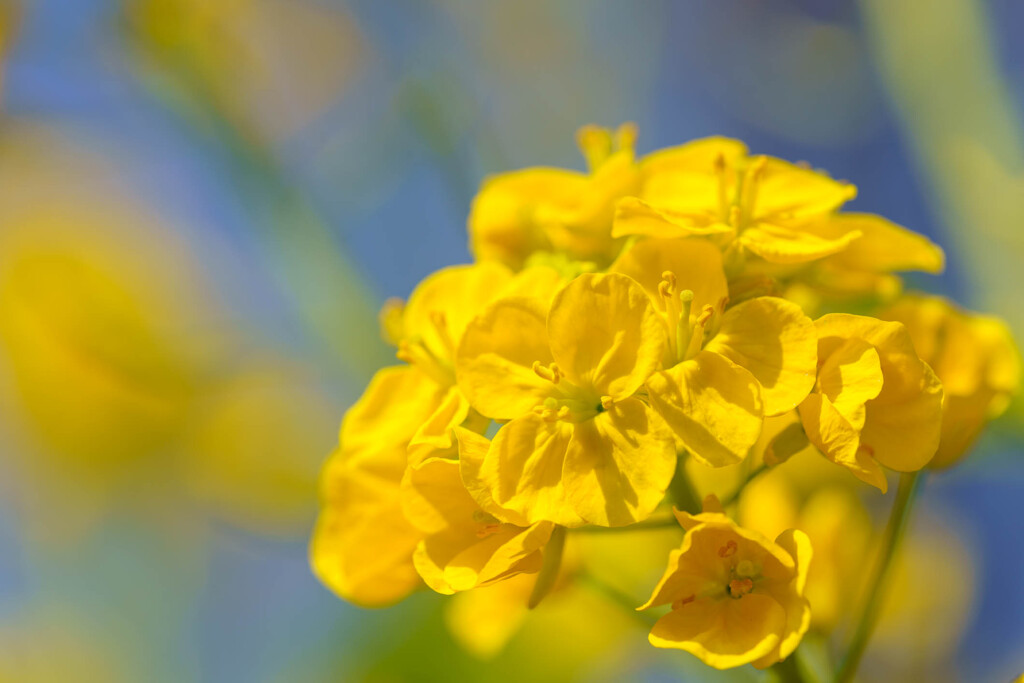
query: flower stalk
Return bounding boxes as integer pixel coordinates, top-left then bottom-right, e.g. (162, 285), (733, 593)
(836, 471), (924, 682)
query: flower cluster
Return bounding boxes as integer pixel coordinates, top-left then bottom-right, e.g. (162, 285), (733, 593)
(311, 126), (1019, 672)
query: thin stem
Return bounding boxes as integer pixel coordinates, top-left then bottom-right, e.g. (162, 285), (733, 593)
(528, 525), (566, 608)
(720, 463), (768, 507)
(668, 455), (702, 514)
(576, 570), (655, 628)
(571, 513), (680, 534)
(836, 471), (924, 683)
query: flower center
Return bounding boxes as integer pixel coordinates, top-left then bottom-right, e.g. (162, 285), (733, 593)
(659, 271), (723, 364)
(714, 153), (767, 233)
(531, 361), (607, 422)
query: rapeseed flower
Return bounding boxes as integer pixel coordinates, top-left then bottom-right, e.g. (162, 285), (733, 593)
(798, 314), (944, 491)
(457, 272), (676, 526)
(640, 496), (811, 669)
(611, 237), (817, 466)
(880, 294), (1020, 468)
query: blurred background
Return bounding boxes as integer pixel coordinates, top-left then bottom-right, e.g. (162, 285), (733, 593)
(0, 0), (1021, 681)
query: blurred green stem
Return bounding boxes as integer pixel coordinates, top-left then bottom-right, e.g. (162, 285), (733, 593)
(668, 455), (702, 514)
(836, 471), (924, 683)
(720, 464), (768, 507)
(771, 652), (808, 683)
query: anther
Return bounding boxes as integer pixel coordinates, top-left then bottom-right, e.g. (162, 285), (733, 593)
(600, 395), (616, 411)
(532, 361), (561, 384)
(718, 540), (738, 558)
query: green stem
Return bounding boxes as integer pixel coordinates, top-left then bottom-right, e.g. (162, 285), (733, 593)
(668, 455), (702, 514)
(576, 570), (655, 628)
(836, 471), (924, 683)
(528, 525), (566, 608)
(720, 463), (768, 507)
(571, 513), (679, 534)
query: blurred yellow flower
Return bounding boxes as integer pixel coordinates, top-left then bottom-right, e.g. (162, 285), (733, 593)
(640, 496), (811, 670)
(124, 0), (365, 144)
(738, 476), (872, 631)
(457, 272), (676, 527)
(798, 314), (943, 491)
(880, 294), (1020, 468)
(469, 124), (639, 268)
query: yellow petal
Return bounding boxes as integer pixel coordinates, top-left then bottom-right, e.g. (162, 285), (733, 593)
(647, 351), (764, 468)
(444, 574), (535, 659)
(402, 262), (513, 363)
(468, 168), (584, 267)
(798, 392), (888, 491)
(408, 385), (470, 464)
(752, 157), (857, 221)
(738, 223), (861, 264)
(816, 337), (883, 430)
(401, 457), (479, 535)
(310, 366), (445, 606)
(705, 297), (817, 416)
(476, 413), (584, 527)
(640, 136), (749, 176)
(756, 529), (814, 668)
(562, 398), (676, 526)
(456, 428), (531, 527)
(816, 314), (943, 472)
(610, 237), (728, 317)
(649, 594), (786, 669)
(443, 521), (553, 591)
(611, 196), (733, 239)
(455, 296), (556, 420)
(805, 213), (945, 274)
(547, 272), (667, 398)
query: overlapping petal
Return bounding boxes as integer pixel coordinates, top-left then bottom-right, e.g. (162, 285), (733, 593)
(647, 350), (763, 467)
(547, 272), (666, 399)
(704, 297), (817, 416)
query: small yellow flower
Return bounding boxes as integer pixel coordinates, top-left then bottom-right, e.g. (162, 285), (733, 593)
(401, 429), (554, 594)
(611, 238), (817, 467)
(640, 496), (811, 670)
(798, 314), (944, 491)
(456, 272), (676, 526)
(310, 366), (437, 607)
(880, 294), (1020, 468)
(468, 124), (639, 268)
(614, 137), (861, 265)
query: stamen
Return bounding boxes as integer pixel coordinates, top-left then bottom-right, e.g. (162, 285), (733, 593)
(532, 361), (562, 384)
(736, 560), (757, 578)
(714, 153), (730, 221)
(718, 540), (738, 558)
(660, 271), (683, 360)
(683, 304), (715, 360)
(428, 310), (456, 356)
(476, 523), (503, 539)
(739, 156), (767, 227)
(600, 395), (616, 411)
(676, 289), (694, 363)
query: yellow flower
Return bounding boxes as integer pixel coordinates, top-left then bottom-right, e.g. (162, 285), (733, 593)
(640, 496), (811, 670)
(614, 137), (861, 265)
(468, 124), (640, 268)
(798, 314), (944, 491)
(611, 238), (817, 467)
(401, 429), (554, 594)
(310, 366), (437, 607)
(880, 294), (1020, 468)
(738, 476), (872, 632)
(312, 262), (564, 605)
(456, 272), (676, 526)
